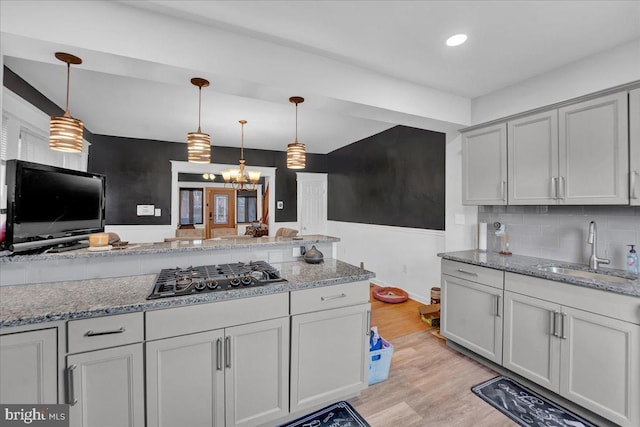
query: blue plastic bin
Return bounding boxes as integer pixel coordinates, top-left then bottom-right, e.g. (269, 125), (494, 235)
(368, 339), (393, 385)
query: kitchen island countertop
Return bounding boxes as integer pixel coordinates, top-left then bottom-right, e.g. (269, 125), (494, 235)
(0, 258), (374, 328)
(438, 250), (639, 298)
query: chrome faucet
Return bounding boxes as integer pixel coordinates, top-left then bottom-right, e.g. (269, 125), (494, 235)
(587, 221), (609, 270)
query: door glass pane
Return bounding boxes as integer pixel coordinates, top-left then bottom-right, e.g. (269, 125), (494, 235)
(214, 195), (228, 224)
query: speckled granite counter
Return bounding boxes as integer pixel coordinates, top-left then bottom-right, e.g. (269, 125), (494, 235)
(0, 258), (374, 328)
(438, 250), (640, 298)
(0, 235), (339, 263)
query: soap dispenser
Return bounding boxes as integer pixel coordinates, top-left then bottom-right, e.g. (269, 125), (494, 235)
(627, 245), (639, 274)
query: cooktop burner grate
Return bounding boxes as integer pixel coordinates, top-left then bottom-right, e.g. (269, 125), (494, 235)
(147, 261), (286, 300)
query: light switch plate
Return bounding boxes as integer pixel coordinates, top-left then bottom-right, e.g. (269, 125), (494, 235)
(154, 208), (161, 217)
(137, 204), (155, 216)
(277, 201), (284, 209)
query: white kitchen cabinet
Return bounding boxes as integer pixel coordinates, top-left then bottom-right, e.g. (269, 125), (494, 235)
(66, 344), (145, 427)
(290, 303), (369, 413)
(505, 273), (640, 427)
(146, 317), (289, 427)
(461, 123), (507, 205)
(630, 88), (640, 205)
(558, 91), (629, 204)
(0, 328), (58, 404)
(507, 110), (559, 204)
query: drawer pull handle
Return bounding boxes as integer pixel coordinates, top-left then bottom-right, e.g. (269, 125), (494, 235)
(216, 338), (223, 371)
(561, 313), (567, 339)
(65, 364), (78, 406)
(321, 293), (347, 301)
(85, 327), (126, 337)
(495, 295), (501, 317)
(550, 311), (560, 337)
(225, 336), (232, 369)
(456, 269), (478, 276)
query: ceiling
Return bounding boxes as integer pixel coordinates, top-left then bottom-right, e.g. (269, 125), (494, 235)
(2, 1), (639, 154)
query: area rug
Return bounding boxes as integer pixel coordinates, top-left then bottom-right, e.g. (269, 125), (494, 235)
(472, 376), (597, 427)
(279, 401), (370, 427)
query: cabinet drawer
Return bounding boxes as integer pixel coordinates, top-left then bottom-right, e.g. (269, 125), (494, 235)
(442, 260), (504, 289)
(68, 312), (144, 354)
(290, 281), (370, 315)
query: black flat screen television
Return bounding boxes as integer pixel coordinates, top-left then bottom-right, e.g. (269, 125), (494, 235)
(3, 160), (106, 253)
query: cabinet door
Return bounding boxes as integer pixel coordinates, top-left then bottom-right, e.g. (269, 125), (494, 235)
(225, 317), (289, 427)
(67, 343), (144, 427)
(0, 328), (57, 404)
(558, 92), (629, 204)
(503, 292), (561, 392)
(146, 330), (225, 427)
(290, 304), (369, 413)
(630, 88), (640, 206)
(462, 123), (507, 205)
(441, 275), (503, 364)
(507, 110), (559, 204)
(559, 307), (640, 427)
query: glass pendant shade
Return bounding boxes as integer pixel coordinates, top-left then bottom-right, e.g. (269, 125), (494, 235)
(50, 52), (83, 153)
(287, 142), (306, 169)
(187, 77), (211, 163)
(287, 96), (306, 169)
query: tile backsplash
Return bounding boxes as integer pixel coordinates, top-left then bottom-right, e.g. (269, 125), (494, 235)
(477, 205), (640, 270)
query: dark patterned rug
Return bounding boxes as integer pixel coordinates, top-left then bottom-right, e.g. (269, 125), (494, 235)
(279, 401), (370, 427)
(472, 376), (597, 427)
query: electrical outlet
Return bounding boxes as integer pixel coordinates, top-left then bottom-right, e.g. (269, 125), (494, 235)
(292, 247), (303, 257)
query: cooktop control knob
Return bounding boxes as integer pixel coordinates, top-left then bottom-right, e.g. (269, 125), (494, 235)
(241, 276), (253, 285)
(194, 281), (206, 291)
(230, 278), (241, 287)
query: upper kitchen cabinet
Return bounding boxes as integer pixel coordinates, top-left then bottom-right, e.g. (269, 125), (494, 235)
(507, 110), (559, 204)
(630, 88), (640, 206)
(462, 123), (507, 205)
(558, 92), (629, 205)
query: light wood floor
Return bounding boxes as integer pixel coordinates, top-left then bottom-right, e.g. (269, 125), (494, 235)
(349, 286), (516, 427)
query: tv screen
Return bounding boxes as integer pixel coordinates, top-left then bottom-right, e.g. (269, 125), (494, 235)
(4, 160), (106, 252)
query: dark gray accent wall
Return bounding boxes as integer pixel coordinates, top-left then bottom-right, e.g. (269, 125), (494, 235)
(327, 125), (445, 230)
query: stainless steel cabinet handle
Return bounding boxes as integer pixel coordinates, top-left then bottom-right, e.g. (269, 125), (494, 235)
(500, 180), (506, 201)
(456, 269), (478, 276)
(225, 336), (231, 369)
(550, 311), (560, 337)
(561, 313), (567, 339)
(321, 293), (347, 301)
(65, 365), (78, 405)
(84, 327), (125, 337)
(631, 171), (639, 200)
(559, 176), (566, 200)
(366, 310), (371, 336)
(551, 177), (558, 199)
(216, 338), (223, 371)
(495, 295), (501, 317)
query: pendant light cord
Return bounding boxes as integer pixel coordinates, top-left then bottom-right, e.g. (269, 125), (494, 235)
(240, 121), (245, 161)
(197, 86), (202, 132)
(65, 62), (71, 115)
(295, 102), (299, 144)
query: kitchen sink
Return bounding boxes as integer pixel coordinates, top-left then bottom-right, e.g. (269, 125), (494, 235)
(536, 265), (634, 284)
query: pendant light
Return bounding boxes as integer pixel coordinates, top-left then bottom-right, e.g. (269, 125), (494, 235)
(49, 52), (84, 153)
(222, 120), (261, 190)
(287, 96), (306, 169)
(187, 77), (211, 163)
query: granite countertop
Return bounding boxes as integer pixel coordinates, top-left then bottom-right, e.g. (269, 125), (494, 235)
(438, 250), (640, 298)
(0, 258), (374, 328)
(0, 234), (339, 263)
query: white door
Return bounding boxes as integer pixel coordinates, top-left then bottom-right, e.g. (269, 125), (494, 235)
(441, 275), (503, 364)
(461, 123), (507, 205)
(297, 172), (327, 235)
(290, 304), (369, 413)
(630, 88), (640, 206)
(503, 291), (561, 392)
(507, 110), (559, 204)
(559, 307), (640, 427)
(558, 92), (629, 204)
(146, 330), (225, 427)
(0, 328), (58, 404)
(67, 344), (145, 427)
(224, 317), (289, 427)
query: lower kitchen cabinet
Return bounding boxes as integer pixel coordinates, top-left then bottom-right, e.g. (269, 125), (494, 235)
(441, 274), (503, 364)
(504, 275), (640, 427)
(146, 317), (289, 427)
(66, 344), (145, 427)
(0, 327), (58, 404)
(290, 303), (369, 413)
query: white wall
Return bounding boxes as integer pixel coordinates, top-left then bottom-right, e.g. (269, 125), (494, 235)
(471, 39), (640, 124)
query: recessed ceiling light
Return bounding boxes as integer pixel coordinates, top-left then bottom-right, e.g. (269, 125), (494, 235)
(446, 34), (467, 47)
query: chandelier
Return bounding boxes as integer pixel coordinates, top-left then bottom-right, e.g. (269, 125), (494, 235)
(187, 77), (211, 163)
(287, 96), (306, 169)
(49, 52), (84, 153)
(222, 120), (261, 190)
